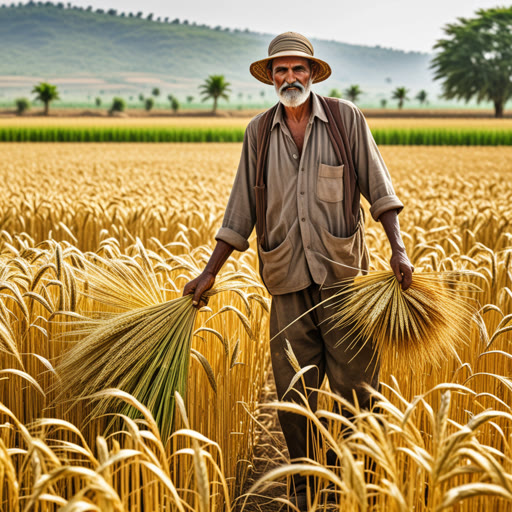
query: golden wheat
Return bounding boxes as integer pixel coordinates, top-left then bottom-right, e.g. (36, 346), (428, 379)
(0, 143), (510, 511)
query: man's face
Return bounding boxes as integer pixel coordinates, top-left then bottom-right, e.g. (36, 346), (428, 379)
(267, 56), (314, 108)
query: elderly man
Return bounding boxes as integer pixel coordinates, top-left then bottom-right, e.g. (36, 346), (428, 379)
(184, 32), (413, 508)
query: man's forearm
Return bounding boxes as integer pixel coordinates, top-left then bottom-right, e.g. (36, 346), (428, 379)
(378, 209), (406, 253)
(378, 209), (414, 290)
(203, 239), (235, 277)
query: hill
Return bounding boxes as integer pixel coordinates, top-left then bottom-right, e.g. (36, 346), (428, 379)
(0, 3), (435, 106)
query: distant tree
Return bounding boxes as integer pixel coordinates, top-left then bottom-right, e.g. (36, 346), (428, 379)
(85, 5), (92, 11)
(328, 88), (342, 98)
(146, 13), (153, 20)
(199, 75), (231, 114)
(109, 97), (125, 114)
(144, 97), (154, 111)
(170, 97), (179, 113)
(152, 87), (160, 97)
(392, 86), (410, 109)
(344, 84), (363, 103)
(380, 98), (387, 109)
(95, 97), (101, 107)
(32, 82), (59, 115)
(138, 93), (144, 102)
(186, 95), (194, 104)
(164, 17), (169, 22)
(416, 90), (428, 106)
(96, 8), (104, 14)
(171, 18), (179, 24)
(136, 11), (142, 18)
(431, 7), (512, 117)
(107, 8), (116, 15)
(15, 98), (30, 115)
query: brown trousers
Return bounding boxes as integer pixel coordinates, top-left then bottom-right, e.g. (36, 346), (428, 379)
(270, 283), (380, 468)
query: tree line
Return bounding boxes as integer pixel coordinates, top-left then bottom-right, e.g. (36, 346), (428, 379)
(15, 75), (233, 116)
(0, 1), (249, 33)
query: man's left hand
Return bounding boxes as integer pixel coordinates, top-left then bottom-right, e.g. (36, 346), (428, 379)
(390, 249), (414, 291)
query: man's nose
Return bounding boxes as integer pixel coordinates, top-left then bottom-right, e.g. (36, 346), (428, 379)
(285, 70), (296, 83)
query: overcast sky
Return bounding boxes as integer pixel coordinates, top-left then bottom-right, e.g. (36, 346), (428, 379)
(47, 0), (505, 53)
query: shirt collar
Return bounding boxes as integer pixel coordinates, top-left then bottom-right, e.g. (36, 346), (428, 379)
(271, 91), (328, 131)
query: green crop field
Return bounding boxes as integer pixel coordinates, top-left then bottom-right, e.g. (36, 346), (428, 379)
(1, 125), (511, 145)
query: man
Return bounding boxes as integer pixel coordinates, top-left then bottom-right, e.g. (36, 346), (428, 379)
(184, 32), (413, 508)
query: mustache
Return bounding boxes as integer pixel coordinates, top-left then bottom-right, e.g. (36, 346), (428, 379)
(279, 81), (305, 94)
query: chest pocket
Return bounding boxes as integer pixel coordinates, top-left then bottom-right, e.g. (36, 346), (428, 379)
(316, 163), (344, 203)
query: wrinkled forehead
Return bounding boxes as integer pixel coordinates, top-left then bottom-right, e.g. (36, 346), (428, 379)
(270, 56), (312, 72)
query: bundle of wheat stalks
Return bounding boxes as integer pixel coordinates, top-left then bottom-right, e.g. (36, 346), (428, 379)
(326, 270), (478, 371)
(55, 256), (259, 442)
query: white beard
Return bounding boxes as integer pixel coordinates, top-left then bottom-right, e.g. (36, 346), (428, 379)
(276, 78), (312, 107)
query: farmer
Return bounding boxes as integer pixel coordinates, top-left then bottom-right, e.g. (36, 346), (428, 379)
(184, 32), (413, 507)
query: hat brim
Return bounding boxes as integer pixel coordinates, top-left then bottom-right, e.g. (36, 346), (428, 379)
(250, 51), (331, 85)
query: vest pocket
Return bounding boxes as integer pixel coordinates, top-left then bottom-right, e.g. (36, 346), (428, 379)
(258, 235), (294, 292)
(316, 163), (344, 203)
(319, 219), (370, 282)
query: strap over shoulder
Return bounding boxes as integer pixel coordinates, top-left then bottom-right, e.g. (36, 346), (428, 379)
(254, 103), (279, 251)
(317, 95), (360, 235)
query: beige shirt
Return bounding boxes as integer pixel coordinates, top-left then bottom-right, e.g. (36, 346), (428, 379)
(216, 93), (403, 295)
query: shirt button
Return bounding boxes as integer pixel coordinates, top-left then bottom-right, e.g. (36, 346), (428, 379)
(293, 154), (298, 159)
(300, 168), (305, 172)
(300, 191), (305, 195)
(307, 245), (311, 249)
(301, 217), (306, 222)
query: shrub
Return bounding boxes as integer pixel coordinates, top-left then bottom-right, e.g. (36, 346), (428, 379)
(109, 97), (125, 114)
(15, 97), (30, 115)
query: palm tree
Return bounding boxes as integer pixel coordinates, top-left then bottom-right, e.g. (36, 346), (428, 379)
(199, 75), (231, 114)
(344, 84), (363, 103)
(328, 88), (342, 99)
(415, 90), (428, 106)
(392, 86), (410, 109)
(32, 82), (59, 115)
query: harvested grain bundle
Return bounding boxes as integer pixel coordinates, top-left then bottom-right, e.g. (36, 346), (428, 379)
(55, 264), (261, 442)
(326, 271), (478, 371)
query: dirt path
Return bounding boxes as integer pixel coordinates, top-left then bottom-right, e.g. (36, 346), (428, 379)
(236, 371), (290, 512)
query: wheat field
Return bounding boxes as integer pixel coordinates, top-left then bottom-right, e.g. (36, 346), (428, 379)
(0, 143), (511, 511)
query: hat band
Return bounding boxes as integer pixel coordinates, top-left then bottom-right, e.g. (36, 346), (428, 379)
(269, 39), (314, 58)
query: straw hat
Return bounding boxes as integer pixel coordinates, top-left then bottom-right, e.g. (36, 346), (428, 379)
(250, 32), (331, 85)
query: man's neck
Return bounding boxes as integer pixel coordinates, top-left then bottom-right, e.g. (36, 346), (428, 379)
(282, 93), (313, 124)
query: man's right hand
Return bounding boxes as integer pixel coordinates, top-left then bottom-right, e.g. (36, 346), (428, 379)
(183, 271), (216, 308)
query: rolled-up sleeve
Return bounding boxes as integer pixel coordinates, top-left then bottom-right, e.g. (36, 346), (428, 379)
(214, 117), (260, 252)
(348, 105), (404, 221)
